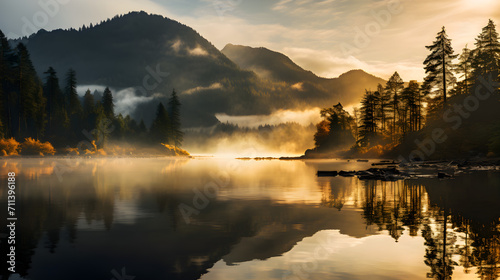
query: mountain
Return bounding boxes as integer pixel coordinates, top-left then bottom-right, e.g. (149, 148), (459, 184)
(222, 44), (387, 106)
(221, 44), (318, 83)
(21, 11), (244, 90)
(12, 11), (386, 128)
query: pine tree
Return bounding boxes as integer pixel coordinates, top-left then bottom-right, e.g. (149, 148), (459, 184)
(0, 29), (17, 138)
(385, 72), (404, 141)
(376, 83), (391, 133)
(82, 89), (95, 116)
(151, 102), (171, 144)
(423, 27), (458, 105)
(65, 69), (82, 115)
(455, 45), (473, 95)
(471, 19), (500, 85)
(43, 67), (68, 143)
(15, 43), (46, 139)
(101, 87), (114, 119)
(358, 90), (379, 147)
(401, 81), (420, 134)
(82, 89), (96, 130)
(65, 68), (82, 140)
(167, 89), (183, 147)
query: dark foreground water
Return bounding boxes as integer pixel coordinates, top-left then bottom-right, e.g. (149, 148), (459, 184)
(0, 158), (499, 280)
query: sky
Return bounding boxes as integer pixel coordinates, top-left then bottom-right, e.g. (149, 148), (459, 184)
(1, 0), (500, 81)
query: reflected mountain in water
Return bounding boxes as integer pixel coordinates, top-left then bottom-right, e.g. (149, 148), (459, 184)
(0, 158), (499, 280)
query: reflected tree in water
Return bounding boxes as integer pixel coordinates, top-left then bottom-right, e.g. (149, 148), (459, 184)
(360, 180), (426, 241)
(422, 208), (457, 280)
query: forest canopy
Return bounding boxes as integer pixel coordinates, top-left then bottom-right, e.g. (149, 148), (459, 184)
(308, 20), (500, 160)
(0, 28), (187, 156)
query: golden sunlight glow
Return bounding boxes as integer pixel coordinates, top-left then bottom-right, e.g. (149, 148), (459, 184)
(462, 0), (498, 9)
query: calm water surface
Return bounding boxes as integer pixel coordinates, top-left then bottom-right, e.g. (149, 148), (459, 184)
(0, 158), (499, 280)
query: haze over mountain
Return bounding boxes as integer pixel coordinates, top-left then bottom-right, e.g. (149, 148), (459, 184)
(222, 44), (386, 104)
(13, 11), (386, 128)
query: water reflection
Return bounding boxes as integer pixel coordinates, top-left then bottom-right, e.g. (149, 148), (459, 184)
(0, 158), (498, 280)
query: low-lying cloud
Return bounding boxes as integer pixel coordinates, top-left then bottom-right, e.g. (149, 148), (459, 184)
(183, 82), (223, 95)
(169, 38), (209, 57)
(113, 88), (165, 116)
(77, 85), (164, 117)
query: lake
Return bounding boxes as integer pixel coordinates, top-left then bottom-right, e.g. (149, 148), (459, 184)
(1, 157), (499, 280)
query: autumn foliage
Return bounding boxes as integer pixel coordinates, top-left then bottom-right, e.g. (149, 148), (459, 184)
(20, 138), (56, 156)
(0, 138), (20, 156)
(161, 143), (190, 156)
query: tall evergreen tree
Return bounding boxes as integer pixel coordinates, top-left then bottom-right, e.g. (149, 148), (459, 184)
(455, 45), (473, 95)
(101, 87), (114, 119)
(43, 67), (68, 143)
(82, 89), (95, 116)
(376, 83), (391, 133)
(385, 72), (404, 141)
(401, 81), (421, 134)
(358, 90), (379, 147)
(65, 69), (82, 115)
(65, 68), (82, 140)
(0, 29), (16, 138)
(167, 89), (183, 147)
(151, 102), (171, 144)
(15, 43), (46, 139)
(82, 89), (96, 130)
(423, 27), (458, 105)
(471, 19), (500, 85)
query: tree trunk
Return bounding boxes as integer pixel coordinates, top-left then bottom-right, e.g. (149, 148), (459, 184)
(442, 39), (447, 105)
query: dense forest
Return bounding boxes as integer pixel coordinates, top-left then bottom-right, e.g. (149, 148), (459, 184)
(309, 20), (500, 160)
(0, 29), (186, 156)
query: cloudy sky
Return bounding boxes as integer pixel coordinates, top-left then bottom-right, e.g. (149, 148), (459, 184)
(1, 0), (500, 81)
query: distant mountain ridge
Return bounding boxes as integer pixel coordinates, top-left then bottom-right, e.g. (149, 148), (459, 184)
(222, 44), (319, 83)
(221, 44), (387, 106)
(10, 11), (386, 127)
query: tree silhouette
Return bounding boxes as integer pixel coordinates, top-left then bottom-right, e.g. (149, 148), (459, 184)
(471, 19), (500, 85)
(422, 209), (458, 280)
(65, 68), (82, 140)
(385, 72), (404, 141)
(151, 102), (171, 144)
(43, 67), (68, 144)
(0, 29), (16, 138)
(376, 83), (391, 134)
(168, 89), (183, 147)
(423, 27), (457, 105)
(15, 43), (46, 139)
(101, 87), (114, 120)
(401, 80), (421, 134)
(313, 103), (355, 151)
(358, 90), (379, 147)
(454, 45), (473, 95)
(82, 89), (95, 118)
